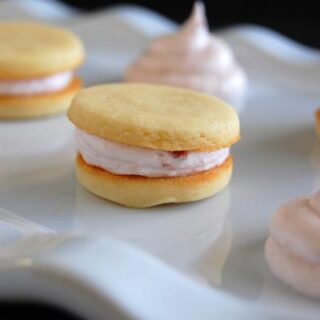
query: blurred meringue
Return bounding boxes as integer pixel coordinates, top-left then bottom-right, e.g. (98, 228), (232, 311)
(125, 2), (248, 112)
(265, 191), (320, 298)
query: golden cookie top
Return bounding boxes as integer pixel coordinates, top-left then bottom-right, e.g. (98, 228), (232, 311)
(0, 21), (84, 79)
(68, 83), (240, 151)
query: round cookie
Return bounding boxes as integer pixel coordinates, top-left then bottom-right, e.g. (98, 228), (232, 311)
(0, 22), (84, 80)
(68, 83), (240, 151)
(0, 21), (84, 119)
(68, 83), (240, 208)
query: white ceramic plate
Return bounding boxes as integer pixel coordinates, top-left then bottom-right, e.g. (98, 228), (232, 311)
(0, 2), (320, 319)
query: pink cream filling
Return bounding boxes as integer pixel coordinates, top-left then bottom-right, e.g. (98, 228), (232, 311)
(0, 71), (73, 95)
(76, 128), (229, 178)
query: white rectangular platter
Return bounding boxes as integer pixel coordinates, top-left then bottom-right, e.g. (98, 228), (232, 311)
(1, 1), (320, 319)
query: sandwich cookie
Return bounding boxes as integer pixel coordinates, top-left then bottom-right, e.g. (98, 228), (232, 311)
(265, 191), (320, 298)
(68, 83), (240, 208)
(0, 21), (84, 119)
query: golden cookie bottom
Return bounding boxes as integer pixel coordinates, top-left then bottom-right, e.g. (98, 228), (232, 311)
(76, 153), (233, 208)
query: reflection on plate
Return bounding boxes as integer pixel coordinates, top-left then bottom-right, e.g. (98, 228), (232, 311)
(75, 184), (231, 284)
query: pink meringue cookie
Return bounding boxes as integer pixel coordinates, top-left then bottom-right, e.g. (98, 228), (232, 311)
(0, 71), (73, 96)
(265, 191), (320, 298)
(125, 2), (248, 112)
(76, 128), (229, 178)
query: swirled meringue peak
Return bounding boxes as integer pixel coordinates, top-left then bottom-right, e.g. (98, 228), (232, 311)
(125, 2), (248, 112)
(265, 191), (320, 298)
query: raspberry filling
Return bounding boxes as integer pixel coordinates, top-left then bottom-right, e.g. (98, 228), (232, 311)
(76, 128), (229, 177)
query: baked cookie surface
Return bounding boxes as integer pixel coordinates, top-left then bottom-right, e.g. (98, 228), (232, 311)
(0, 21), (84, 79)
(0, 22), (84, 119)
(68, 83), (240, 151)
